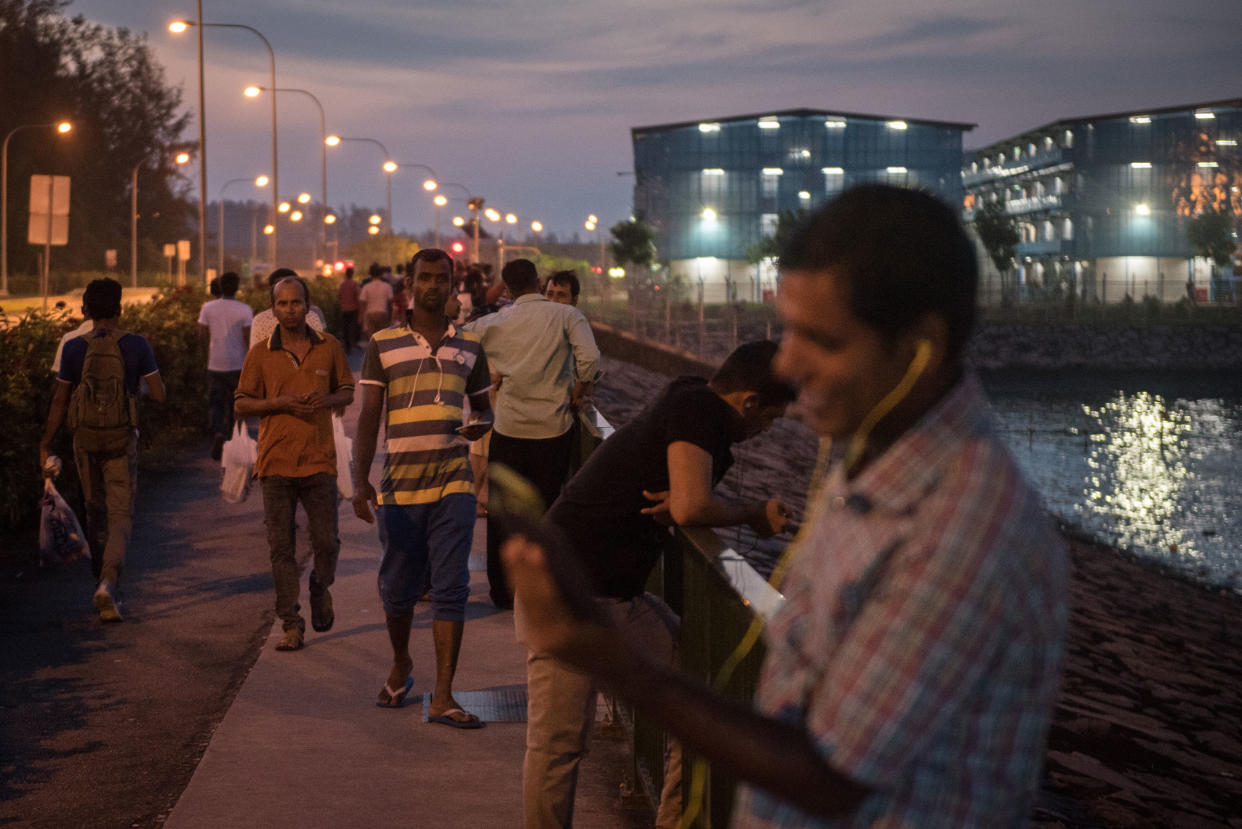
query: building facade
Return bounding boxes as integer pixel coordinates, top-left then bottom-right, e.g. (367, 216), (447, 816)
(963, 99), (1241, 305)
(631, 109), (973, 303)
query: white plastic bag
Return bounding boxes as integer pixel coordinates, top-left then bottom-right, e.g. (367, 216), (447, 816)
(333, 413), (354, 500)
(220, 421), (257, 504)
(39, 477), (89, 567)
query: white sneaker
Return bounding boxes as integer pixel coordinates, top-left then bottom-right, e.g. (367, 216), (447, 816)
(94, 582), (123, 623)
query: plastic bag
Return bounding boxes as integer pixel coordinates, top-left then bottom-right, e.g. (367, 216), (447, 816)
(39, 477), (89, 567)
(220, 421), (257, 504)
(333, 413), (354, 500)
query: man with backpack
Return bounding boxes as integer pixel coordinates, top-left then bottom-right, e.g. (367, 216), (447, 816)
(40, 278), (164, 623)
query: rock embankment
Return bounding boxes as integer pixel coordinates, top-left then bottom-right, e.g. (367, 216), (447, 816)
(969, 323), (1242, 371)
(592, 352), (1242, 829)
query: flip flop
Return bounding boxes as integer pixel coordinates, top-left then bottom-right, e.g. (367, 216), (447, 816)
(428, 707), (485, 729)
(376, 676), (414, 708)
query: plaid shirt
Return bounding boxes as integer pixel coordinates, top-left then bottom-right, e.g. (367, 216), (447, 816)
(735, 375), (1068, 828)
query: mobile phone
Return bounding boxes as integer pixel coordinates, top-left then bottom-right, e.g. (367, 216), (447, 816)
(487, 463), (602, 622)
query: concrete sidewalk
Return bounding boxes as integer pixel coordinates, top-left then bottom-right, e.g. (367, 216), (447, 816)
(164, 386), (649, 828)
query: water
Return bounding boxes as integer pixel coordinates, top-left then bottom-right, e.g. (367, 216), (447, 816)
(982, 370), (1242, 589)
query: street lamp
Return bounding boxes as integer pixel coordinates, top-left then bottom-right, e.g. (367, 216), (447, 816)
(217, 173), (269, 277)
(131, 149), (192, 288)
(245, 84), (327, 263)
(170, 16), (278, 269)
(326, 135), (392, 233)
(2, 120), (72, 295)
(390, 162), (438, 235)
(433, 194), (448, 248)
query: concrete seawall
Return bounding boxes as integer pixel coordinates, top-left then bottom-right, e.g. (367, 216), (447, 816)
(969, 322), (1242, 371)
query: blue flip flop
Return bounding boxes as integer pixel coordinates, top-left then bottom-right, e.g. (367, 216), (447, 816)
(376, 676), (414, 708)
(428, 707), (485, 729)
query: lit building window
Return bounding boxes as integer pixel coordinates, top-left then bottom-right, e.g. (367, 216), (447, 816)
(824, 118), (846, 129)
(1216, 139), (1237, 147)
(1044, 136), (1054, 150)
(760, 213), (778, 237)
(1130, 161), (1152, 169)
(798, 190), (811, 201)
(761, 167), (783, 176)
(1129, 115), (1152, 124)
(998, 153), (1006, 164)
(1063, 218), (1074, 240)
(1194, 110), (1216, 120)
(886, 120), (908, 130)
(886, 166), (908, 174)
(757, 117), (780, 130)
(702, 168), (725, 176)
(1063, 130), (1074, 147)
(698, 122), (721, 133)
(1198, 161), (1219, 168)
(970, 162), (978, 173)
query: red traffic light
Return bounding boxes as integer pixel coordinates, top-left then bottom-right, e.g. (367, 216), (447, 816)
(450, 241), (465, 255)
(591, 266), (602, 274)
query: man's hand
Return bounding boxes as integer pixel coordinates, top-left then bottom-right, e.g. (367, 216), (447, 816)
(352, 480), (378, 523)
(750, 500), (792, 538)
(640, 489), (675, 526)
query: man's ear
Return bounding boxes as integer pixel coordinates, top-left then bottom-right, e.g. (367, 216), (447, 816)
(740, 391), (760, 411)
(903, 314), (950, 377)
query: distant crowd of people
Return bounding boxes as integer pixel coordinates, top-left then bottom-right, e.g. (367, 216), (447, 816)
(41, 184), (1070, 828)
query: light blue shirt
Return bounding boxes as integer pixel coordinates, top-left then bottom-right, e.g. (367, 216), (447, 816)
(465, 293), (599, 439)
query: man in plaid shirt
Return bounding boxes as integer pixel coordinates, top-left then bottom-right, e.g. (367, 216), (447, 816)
(504, 184), (1069, 826)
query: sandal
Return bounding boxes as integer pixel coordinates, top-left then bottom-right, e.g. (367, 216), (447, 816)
(376, 675), (414, 708)
(428, 707), (485, 729)
(275, 628), (303, 651)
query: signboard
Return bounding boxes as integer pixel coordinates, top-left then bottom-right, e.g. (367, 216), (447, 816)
(177, 240), (191, 261)
(163, 244), (176, 258)
(28, 174), (70, 245)
(105, 249), (117, 268)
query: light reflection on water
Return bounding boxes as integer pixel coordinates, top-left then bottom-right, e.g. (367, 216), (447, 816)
(982, 372), (1242, 589)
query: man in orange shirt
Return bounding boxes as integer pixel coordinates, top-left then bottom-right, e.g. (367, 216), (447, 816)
(236, 276), (354, 651)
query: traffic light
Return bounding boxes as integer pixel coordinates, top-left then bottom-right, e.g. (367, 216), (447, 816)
(450, 241), (465, 255)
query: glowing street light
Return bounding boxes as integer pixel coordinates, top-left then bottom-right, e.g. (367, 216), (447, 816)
(368, 225), (379, 235)
(130, 147), (190, 289)
(263, 224), (275, 235)
(216, 172), (268, 277)
(531, 220), (543, 233)
(452, 216), (465, 227)
(505, 213), (517, 225)
(2, 120), (73, 295)
(369, 214), (382, 225)
(297, 192), (311, 205)
(323, 213), (336, 225)
(485, 208), (501, 222)
(289, 210), (303, 222)
(170, 17), (279, 271)
(326, 136), (393, 230)
(278, 201), (291, 213)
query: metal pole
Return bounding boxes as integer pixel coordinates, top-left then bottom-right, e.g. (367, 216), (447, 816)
(42, 175), (52, 311)
(218, 193), (225, 277)
(195, 0), (207, 281)
(131, 162), (140, 288)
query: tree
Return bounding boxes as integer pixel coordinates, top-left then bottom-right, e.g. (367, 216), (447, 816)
(744, 208), (806, 265)
(608, 214), (658, 306)
(0, 0), (193, 277)
(1186, 208), (1235, 271)
(972, 200), (1020, 305)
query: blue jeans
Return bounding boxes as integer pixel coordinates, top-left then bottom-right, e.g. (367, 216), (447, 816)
(260, 473), (339, 632)
(376, 493), (475, 621)
(207, 369), (241, 438)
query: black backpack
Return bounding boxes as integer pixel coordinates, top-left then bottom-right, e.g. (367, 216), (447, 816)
(67, 328), (138, 453)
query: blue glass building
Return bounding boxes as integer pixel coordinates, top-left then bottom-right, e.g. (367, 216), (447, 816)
(630, 109), (973, 302)
(963, 99), (1241, 304)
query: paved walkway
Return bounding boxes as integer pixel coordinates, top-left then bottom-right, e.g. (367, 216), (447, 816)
(163, 368), (649, 829)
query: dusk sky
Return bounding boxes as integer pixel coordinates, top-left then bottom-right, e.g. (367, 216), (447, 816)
(67, 0), (1241, 241)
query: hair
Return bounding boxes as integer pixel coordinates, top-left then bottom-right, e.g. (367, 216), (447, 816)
(344, 265), (354, 279)
(410, 248), (452, 274)
(501, 258), (539, 292)
(82, 278), (123, 320)
(268, 268), (309, 305)
(780, 184), (977, 359)
(220, 271), (240, 296)
(546, 270), (580, 299)
(209, 277), (221, 297)
(710, 340), (797, 408)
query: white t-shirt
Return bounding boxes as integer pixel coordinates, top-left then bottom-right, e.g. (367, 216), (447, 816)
(198, 297), (254, 372)
(358, 278), (393, 316)
(52, 319), (94, 374)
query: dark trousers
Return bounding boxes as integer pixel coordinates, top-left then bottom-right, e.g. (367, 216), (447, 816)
(75, 432), (138, 587)
(260, 473), (340, 632)
(340, 310), (360, 350)
(207, 370), (241, 438)
(485, 429), (573, 606)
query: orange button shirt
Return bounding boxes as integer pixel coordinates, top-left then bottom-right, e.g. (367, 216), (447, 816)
(235, 326), (354, 478)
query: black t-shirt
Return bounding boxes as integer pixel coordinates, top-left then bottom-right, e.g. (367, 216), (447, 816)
(546, 376), (737, 599)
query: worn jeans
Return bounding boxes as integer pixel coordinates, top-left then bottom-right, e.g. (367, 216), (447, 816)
(207, 369), (241, 438)
(260, 473), (340, 632)
(523, 593), (683, 829)
(74, 431), (138, 587)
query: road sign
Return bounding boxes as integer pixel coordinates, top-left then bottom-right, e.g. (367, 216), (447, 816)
(177, 240), (191, 261)
(105, 249), (117, 268)
(28, 175), (70, 245)
(163, 244), (176, 258)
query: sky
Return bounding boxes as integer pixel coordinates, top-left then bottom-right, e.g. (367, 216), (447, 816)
(65, 0), (1242, 241)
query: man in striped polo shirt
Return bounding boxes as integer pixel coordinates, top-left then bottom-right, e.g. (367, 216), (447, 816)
(351, 248), (494, 728)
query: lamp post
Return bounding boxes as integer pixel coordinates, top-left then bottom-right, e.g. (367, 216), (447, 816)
(217, 174), (269, 277)
(2, 120), (72, 296)
(131, 150), (191, 288)
(391, 162), (438, 239)
(432, 194), (448, 248)
(245, 85), (326, 264)
(326, 135), (392, 232)
(170, 16), (278, 269)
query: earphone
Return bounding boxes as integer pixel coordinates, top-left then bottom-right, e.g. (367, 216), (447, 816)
(841, 337), (933, 473)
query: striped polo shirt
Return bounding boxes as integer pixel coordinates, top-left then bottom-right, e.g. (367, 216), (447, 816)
(359, 324), (490, 505)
